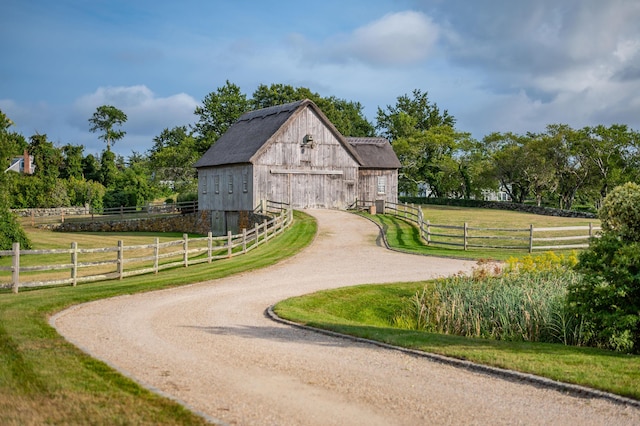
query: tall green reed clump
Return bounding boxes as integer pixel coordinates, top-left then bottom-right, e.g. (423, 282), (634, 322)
(393, 252), (587, 345)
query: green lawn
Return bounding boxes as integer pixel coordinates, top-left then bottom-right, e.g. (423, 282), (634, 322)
(0, 211), (317, 425)
(364, 205), (600, 260)
(274, 282), (640, 400)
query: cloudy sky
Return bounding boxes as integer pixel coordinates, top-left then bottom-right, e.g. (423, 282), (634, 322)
(2, 0), (640, 157)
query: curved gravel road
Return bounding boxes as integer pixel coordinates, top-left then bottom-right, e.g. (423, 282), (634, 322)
(52, 209), (640, 425)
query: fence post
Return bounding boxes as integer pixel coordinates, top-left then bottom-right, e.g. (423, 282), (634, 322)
(154, 238), (159, 274)
(31, 210), (35, 227)
(464, 222), (468, 251)
(254, 223), (259, 246)
(12, 242), (19, 294)
(120, 205), (124, 218)
(183, 233), (189, 267)
(117, 240), (124, 279)
(529, 224), (534, 253)
(242, 228), (247, 253)
(61, 210), (65, 224)
(426, 220), (431, 245)
(263, 219), (268, 243)
(207, 232), (213, 263)
(71, 242), (77, 286)
(280, 210), (285, 233)
(589, 222), (593, 238)
(227, 231), (232, 258)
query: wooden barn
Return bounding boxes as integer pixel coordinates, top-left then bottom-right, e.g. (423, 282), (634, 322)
(194, 99), (400, 234)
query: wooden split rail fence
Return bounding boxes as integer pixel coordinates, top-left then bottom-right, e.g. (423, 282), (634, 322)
(357, 200), (600, 253)
(1, 205), (293, 293)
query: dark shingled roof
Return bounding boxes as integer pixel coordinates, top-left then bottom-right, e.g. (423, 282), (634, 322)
(194, 100), (305, 168)
(346, 137), (401, 169)
(194, 100), (401, 170)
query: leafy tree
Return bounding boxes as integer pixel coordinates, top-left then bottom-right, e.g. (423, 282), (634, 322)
(251, 83), (299, 109)
(60, 144), (84, 179)
(149, 126), (199, 193)
(543, 124), (592, 210)
(193, 81), (249, 152)
(251, 83), (375, 137)
(18, 134), (69, 208)
(66, 176), (105, 211)
(0, 110), (31, 249)
(569, 182), (640, 352)
(481, 132), (532, 203)
(376, 89), (455, 142)
(88, 105), (127, 151)
(81, 153), (101, 182)
(99, 149), (118, 188)
(392, 126), (476, 198)
(578, 124), (640, 208)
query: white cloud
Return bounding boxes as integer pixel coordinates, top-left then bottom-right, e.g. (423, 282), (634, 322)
(291, 11), (440, 66)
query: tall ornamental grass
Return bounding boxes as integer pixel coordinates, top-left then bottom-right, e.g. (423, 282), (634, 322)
(393, 252), (588, 345)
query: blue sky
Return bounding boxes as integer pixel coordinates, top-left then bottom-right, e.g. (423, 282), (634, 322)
(2, 0), (640, 157)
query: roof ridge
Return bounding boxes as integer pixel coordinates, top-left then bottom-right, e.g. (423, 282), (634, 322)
(240, 99), (307, 122)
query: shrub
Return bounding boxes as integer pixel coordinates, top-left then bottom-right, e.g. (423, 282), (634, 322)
(103, 189), (138, 209)
(176, 192), (197, 214)
(568, 182), (640, 353)
(0, 207), (31, 251)
(598, 181), (640, 242)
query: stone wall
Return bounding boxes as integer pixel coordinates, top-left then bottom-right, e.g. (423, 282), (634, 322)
(12, 206), (91, 217)
(55, 211), (214, 235)
(53, 210), (272, 235)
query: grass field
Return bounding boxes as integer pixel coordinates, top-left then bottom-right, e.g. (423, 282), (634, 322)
(364, 205), (600, 260)
(0, 211), (317, 425)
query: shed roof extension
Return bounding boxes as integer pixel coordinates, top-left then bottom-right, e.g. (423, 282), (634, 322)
(346, 137), (401, 169)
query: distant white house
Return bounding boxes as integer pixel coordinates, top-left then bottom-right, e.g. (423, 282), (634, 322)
(482, 185), (512, 202)
(4, 150), (35, 174)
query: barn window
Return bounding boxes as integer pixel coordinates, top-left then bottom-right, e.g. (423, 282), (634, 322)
(202, 179), (207, 194)
(242, 174), (248, 193)
(214, 175), (220, 194)
(228, 174), (234, 193)
(377, 176), (387, 195)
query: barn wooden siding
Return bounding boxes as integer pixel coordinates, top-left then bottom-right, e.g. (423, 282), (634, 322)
(197, 164), (253, 211)
(357, 169), (398, 205)
(252, 107), (359, 209)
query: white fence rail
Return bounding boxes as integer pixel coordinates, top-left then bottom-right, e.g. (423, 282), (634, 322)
(356, 200), (599, 253)
(1, 205), (293, 293)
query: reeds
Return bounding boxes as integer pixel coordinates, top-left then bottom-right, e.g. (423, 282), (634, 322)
(393, 252), (588, 345)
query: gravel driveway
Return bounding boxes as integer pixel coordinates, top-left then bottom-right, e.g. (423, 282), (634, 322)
(52, 209), (640, 425)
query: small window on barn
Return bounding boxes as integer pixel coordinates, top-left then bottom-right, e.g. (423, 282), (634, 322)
(214, 175), (220, 194)
(228, 174), (234, 194)
(377, 176), (387, 195)
(202, 179), (207, 194)
(242, 174), (248, 193)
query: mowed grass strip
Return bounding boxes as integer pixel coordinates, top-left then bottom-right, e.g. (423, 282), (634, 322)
(364, 205), (600, 260)
(273, 282), (640, 400)
(0, 211), (317, 425)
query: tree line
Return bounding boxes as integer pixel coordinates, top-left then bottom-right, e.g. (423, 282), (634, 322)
(1, 81), (639, 222)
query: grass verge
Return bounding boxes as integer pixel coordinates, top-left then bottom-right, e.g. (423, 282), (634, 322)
(0, 211), (317, 425)
(273, 282), (640, 400)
